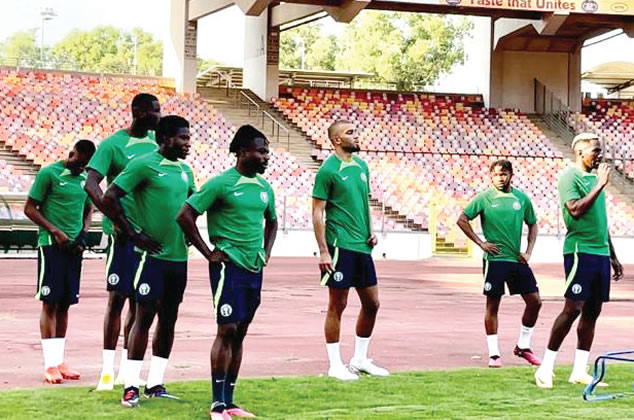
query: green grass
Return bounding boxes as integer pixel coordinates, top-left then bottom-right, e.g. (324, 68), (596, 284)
(2, 366), (634, 419)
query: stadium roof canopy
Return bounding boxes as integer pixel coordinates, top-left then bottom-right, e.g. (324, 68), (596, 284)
(581, 61), (634, 94)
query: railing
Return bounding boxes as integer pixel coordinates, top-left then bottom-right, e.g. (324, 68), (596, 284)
(238, 91), (291, 150)
(534, 78), (576, 142)
(534, 79), (634, 182)
(196, 66), (236, 97)
(0, 57), (162, 77)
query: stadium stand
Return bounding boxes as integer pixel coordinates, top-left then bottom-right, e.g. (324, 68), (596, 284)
(282, 87), (634, 236)
(571, 98), (634, 179)
(2, 70), (634, 236)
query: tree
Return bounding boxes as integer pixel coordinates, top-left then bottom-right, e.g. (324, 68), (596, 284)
(280, 23), (321, 70)
(336, 11), (472, 90)
(306, 34), (339, 71)
(51, 26), (162, 75)
(0, 29), (40, 66)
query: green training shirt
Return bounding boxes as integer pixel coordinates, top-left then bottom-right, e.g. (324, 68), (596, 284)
(186, 167), (277, 272)
(312, 154), (372, 254)
(463, 187), (537, 262)
(28, 161), (90, 247)
(558, 166), (609, 256)
(113, 151), (195, 262)
(87, 129), (157, 235)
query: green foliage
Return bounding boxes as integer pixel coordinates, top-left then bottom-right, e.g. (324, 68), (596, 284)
(1, 366), (634, 419)
(0, 30), (40, 66)
(337, 12), (472, 90)
(50, 26), (162, 75)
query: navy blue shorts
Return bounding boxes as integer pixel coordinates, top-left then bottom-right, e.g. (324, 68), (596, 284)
(132, 252), (187, 303)
(209, 261), (262, 325)
(482, 260), (538, 297)
(36, 245), (83, 305)
(564, 253), (610, 302)
(320, 245), (377, 289)
(105, 234), (137, 296)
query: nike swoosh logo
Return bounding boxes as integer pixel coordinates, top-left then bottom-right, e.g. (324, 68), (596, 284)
(158, 173), (167, 177)
(215, 379), (225, 383)
(341, 176), (348, 181)
(59, 182), (68, 186)
(491, 204), (499, 207)
(127, 154), (136, 159)
(234, 192), (244, 196)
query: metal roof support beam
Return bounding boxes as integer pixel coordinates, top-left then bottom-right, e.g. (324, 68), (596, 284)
(188, 0), (234, 20)
(532, 12), (568, 36)
(271, 3), (325, 27)
(324, 0), (370, 23)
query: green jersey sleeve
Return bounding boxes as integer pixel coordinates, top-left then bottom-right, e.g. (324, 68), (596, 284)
(558, 171), (581, 205)
(524, 196), (537, 225)
(112, 158), (149, 194)
(28, 167), (52, 202)
(186, 176), (223, 215)
(265, 185), (277, 221)
(87, 140), (114, 177)
(312, 167), (331, 201)
(463, 192), (485, 220)
(184, 164), (196, 196)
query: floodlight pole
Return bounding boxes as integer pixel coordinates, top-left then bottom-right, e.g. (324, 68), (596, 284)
(40, 8), (56, 63)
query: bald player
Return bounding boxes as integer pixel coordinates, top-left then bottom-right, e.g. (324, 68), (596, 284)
(535, 133), (623, 389)
(312, 120), (389, 381)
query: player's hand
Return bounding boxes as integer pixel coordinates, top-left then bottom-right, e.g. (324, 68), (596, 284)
(132, 232), (162, 255)
(480, 242), (499, 255)
(611, 257), (623, 281)
(518, 252), (531, 265)
(367, 233), (378, 247)
(319, 252), (334, 274)
(206, 249), (229, 264)
(71, 231), (88, 255)
(51, 228), (70, 248)
(598, 163), (610, 186)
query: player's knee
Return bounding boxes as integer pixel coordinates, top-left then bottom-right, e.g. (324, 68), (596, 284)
(362, 298), (380, 314)
(528, 297), (542, 311)
(217, 323), (239, 341)
(563, 304), (582, 319)
(328, 299), (347, 315)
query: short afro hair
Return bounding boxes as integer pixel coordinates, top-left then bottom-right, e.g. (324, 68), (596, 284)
(490, 159), (513, 174)
(131, 93), (159, 110)
(229, 125), (267, 154)
(156, 115), (189, 144)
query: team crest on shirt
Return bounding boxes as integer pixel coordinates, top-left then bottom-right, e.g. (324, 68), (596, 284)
(80, 181), (86, 189)
(360, 173), (367, 183)
(181, 171), (188, 183)
(260, 191), (268, 203)
(333, 271), (344, 282)
(513, 201), (521, 210)
(139, 283), (151, 295)
(220, 304), (233, 317)
(41, 286), (51, 296)
(571, 284), (582, 295)
(484, 282), (492, 291)
(108, 274), (120, 285)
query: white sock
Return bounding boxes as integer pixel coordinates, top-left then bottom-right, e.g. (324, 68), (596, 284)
(146, 356), (169, 388)
(517, 325), (534, 349)
(125, 359), (143, 389)
(572, 349), (590, 376)
(118, 348), (128, 377)
(41, 339), (56, 369)
(540, 348), (558, 373)
(353, 336), (371, 361)
(102, 349), (116, 373)
(51, 337), (65, 366)
(326, 342), (344, 368)
(486, 334), (500, 358)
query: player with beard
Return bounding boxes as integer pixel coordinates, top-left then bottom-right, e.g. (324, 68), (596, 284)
(457, 159), (542, 368)
(534, 133), (623, 389)
(312, 120), (389, 381)
(177, 125), (278, 419)
(102, 116), (196, 406)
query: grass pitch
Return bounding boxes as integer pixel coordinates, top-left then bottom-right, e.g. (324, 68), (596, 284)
(1, 365), (634, 419)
